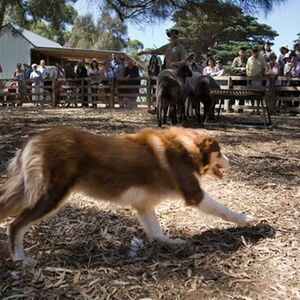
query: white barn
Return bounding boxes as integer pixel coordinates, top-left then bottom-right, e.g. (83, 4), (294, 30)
(0, 23), (62, 79)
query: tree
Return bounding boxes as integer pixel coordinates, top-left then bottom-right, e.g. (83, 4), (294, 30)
(1, 0), (77, 45)
(172, 1), (278, 63)
(65, 12), (128, 51)
(294, 33), (300, 45)
(95, 0), (286, 23)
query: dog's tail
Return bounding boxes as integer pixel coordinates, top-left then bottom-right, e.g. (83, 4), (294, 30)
(0, 140), (45, 222)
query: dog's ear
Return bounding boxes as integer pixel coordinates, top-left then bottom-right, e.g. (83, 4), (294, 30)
(166, 148), (204, 206)
(199, 137), (220, 154)
(198, 137), (220, 168)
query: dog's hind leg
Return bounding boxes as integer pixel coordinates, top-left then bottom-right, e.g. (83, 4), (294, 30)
(9, 187), (70, 265)
(198, 191), (254, 226)
(136, 208), (186, 246)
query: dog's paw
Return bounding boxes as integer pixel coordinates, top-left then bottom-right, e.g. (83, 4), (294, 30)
(164, 237), (187, 246)
(237, 213), (255, 226)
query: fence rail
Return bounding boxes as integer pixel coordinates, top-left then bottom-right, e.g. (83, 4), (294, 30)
(0, 75), (299, 113)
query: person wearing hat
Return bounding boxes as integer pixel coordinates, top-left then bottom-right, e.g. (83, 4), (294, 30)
(30, 63), (43, 102)
(137, 28), (187, 69)
(12, 63), (26, 104)
(278, 45), (289, 71)
(88, 58), (100, 107)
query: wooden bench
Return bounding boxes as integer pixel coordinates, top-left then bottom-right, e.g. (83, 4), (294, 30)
(208, 76), (272, 129)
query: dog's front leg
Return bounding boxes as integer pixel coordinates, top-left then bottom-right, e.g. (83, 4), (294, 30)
(199, 191), (254, 226)
(136, 208), (186, 245)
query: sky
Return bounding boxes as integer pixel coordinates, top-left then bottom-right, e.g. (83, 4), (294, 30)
(74, 0), (299, 56)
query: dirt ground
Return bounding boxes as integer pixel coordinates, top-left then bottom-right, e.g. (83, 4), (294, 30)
(0, 106), (299, 300)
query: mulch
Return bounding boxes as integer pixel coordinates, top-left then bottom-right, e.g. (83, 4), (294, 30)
(0, 106), (299, 300)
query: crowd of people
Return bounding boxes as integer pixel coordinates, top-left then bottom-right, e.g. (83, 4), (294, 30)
(0, 55), (141, 107)
(0, 28), (299, 112)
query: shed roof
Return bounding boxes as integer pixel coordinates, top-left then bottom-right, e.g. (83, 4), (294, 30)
(1, 23), (62, 48)
(32, 46), (125, 63)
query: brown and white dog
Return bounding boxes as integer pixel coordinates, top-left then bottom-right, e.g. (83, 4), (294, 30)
(0, 127), (254, 265)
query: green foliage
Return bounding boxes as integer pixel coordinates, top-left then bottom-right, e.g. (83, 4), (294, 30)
(1, 0), (77, 45)
(294, 33), (300, 44)
(124, 39), (148, 68)
(97, 0), (286, 23)
(64, 12), (128, 51)
(172, 0), (278, 63)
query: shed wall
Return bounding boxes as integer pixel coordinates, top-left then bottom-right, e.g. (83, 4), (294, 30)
(0, 28), (32, 79)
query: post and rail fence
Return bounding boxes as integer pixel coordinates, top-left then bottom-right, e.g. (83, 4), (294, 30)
(0, 76), (299, 114)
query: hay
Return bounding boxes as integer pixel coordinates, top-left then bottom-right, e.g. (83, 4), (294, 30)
(0, 107), (299, 299)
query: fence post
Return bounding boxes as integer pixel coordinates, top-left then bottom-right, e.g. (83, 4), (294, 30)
(265, 76), (276, 114)
(81, 79), (84, 106)
(147, 77), (151, 109)
(51, 79), (57, 107)
(109, 78), (115, 108)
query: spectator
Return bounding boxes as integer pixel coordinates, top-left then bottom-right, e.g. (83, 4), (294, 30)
(12, 63), (26, 104)
(101, 60), (115, 79)
(110, 53), (118, 72)
(212, 58), (225, 76)
(54, 63), (65, 79)
(114, 55), (126, 79)
(278, 45), (289, 72)
(284, 51), (300, 77)
(201, 53), (214, 74)
(23, 64), (32, 80)
(138, 28), (187, 69)
(283, 51), (300, 114)
(231, 47), (247, 75)
(231, 47), (248, 112)
(64, 61), (75, 79)
(114, 55), (126, 107)
(203, 57), (216, 76)
(147, 55), (160, 112)
(293, 42), (300, 62)
(75, 60), (88, 107)
(88, 58), (100, 107)
(124, 60), (140, 108)
(246, 48), (267, 114)
(37, 59), (50, 101)
(100, 60), (115, 106)
(261, 42), (274, 62)
(75, 60), (88, 78)
(265, 53), (281, 76)
(187, 52), (199, 72)
(30, 63), (43, 102)
(148, 55), (160, 77)
(37, 59), (50, 80)
(246, 48), (266, 77)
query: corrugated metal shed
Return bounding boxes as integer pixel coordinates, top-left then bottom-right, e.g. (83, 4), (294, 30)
(0, 23), (143, 79)
(0, 23), (63, 78)
(9, 24), (63, 48)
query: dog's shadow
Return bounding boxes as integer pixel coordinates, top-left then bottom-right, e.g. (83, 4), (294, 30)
(0, 204), (276, 270)
(34, 206), (276, 269)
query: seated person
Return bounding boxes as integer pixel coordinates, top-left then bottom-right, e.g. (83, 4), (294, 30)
(212, 58), (225, 76)
(203, 58), (216, 76)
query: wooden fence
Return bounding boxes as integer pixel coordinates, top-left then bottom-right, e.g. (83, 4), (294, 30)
(0, 75), (299, 114)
